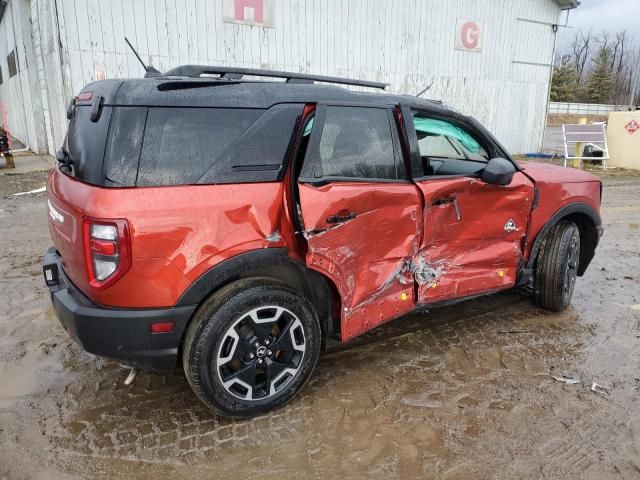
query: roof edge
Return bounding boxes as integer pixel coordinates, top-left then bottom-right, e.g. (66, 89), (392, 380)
(555, 0), (579, 10)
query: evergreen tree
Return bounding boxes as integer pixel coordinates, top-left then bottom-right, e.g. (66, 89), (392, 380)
(550, 60), (578, 102)
(587, 47), (615, 104)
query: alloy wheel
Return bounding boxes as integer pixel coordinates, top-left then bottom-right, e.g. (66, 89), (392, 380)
(564, 235), (579, 300)
(216, 306), (306, 401)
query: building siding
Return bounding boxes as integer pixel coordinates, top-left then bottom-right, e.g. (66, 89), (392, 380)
(0, 0), (45, 152)
(1, 0), (562, 155)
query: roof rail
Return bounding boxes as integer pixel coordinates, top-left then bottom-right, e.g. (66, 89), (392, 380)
(160, 65), (388, 90)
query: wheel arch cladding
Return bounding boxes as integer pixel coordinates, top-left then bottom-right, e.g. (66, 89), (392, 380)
(176, 248), (340, 339)
(529, 203), (601, 277)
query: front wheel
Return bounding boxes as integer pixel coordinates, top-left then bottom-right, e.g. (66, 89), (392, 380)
(535, 220), (581, 312)
(182, 278), (321, 417)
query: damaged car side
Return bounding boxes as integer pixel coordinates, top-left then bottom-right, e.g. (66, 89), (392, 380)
(43, 67), (603, 416)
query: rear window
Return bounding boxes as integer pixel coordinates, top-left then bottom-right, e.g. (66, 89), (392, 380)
(66, 105), (113, 185)
(103, 107), (146, 186)
(101, 105), (302, 187)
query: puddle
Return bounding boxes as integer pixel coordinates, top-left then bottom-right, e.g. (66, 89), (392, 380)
(0, 350), (61, 408)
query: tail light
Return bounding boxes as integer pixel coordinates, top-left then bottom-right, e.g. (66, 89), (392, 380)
(83, 218), (131, 288)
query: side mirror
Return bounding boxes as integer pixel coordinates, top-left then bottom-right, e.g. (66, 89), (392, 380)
(481, 157), (515, 186)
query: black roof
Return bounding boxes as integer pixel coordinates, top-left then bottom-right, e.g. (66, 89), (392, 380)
(81, 75), (449, 113)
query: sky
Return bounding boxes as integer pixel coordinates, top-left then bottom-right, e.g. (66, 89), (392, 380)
(565, 0), (640, 38)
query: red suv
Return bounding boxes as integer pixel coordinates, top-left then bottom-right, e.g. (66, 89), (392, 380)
(43, 66), (603, 416)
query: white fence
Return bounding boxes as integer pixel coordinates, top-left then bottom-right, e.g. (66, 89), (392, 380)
(549, 102), (620, 115)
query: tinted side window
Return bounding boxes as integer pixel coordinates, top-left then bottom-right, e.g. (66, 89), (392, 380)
(66, 105), (113, 185)
(103, 107), (147, 186)
(197, 103), (303, 184)
(308, 106), (401, 180)
(136, 108), (261, 186)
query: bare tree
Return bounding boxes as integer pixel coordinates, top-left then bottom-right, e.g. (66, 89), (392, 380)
(559, 28), (638, 106)
(600, 31), (609, 52)
(570, 29), (593, 83)
(611, 42), (639, 105)
(609, 31), (627, 74)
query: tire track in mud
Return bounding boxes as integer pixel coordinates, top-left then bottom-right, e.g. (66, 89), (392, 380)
(50, 294), (586, 471)
(533, 397), (638, 477)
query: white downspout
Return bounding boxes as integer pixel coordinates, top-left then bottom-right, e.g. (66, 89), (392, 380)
(8, 0), (31, 153)
(541, 8), (572, 153)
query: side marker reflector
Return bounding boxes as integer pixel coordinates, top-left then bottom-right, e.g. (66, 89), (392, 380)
(150, 321), (175, 334)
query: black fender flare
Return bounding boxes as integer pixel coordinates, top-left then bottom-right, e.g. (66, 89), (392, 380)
(177, 248), (297, 306)
(525, 202), (602, 275)
(176, 249), (336, 337)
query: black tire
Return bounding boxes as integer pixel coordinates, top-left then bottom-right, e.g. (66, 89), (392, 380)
(182, 278), (321, 417)
(535, 221), (581, 312)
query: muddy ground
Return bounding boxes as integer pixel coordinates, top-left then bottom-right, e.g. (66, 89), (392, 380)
(0, 170), (639, 479)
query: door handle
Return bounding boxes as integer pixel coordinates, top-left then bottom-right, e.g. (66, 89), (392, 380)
(432, 196), (461, 221)
(327, 211), (357, 224)
(432, 197), (454, 206)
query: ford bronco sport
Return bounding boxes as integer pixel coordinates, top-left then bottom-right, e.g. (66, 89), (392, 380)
(43, 66), (603, 416)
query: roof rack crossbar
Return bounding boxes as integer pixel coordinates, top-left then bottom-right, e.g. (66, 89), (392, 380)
(161, 65), (387, 90)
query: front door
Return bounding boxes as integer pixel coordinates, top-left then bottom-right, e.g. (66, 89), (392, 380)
(406, 110), (535, 304)
(296, 104), (422, 341)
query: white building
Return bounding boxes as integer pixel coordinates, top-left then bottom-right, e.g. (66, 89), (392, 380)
(0, 0), (577, 156)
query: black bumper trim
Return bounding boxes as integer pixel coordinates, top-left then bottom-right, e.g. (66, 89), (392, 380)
(44, 247), (196, 372)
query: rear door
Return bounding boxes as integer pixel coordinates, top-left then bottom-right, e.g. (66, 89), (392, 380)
(297, 104), (422, 341)
(404, 108), (535, 304)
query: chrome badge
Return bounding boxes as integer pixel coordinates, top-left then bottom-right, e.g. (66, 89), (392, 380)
(504, 219), (517, 232)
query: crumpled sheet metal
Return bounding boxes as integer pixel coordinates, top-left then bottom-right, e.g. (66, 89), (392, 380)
(48, 170), (297, 308)
(413, 174), (533, 305)
(298, 183), (422, 340)
(298, 174), (536, 342)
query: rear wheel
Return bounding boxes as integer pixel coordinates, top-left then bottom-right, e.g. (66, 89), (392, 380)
(182, 278), (321, 417)
(535, 221), (581, 312)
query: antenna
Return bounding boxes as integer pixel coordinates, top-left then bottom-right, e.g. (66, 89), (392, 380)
(124, 37), (161, 78)
(417, 81), (434, 97)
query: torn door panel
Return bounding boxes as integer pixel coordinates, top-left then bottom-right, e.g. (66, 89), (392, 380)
(418, 174), (534, 245)
(297, 182), (422, 340)
(414, 243), (521, 303)
(341, 256), (416, 341)
(414, 172), (534, 304)
(304, 202), (419, 308)
(342, 284), (415, 341)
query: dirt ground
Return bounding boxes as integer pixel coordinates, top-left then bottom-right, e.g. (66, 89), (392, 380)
(0, 170), (639, 479)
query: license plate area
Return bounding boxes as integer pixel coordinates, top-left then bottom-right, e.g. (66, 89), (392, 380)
(43, 263), (59, 287)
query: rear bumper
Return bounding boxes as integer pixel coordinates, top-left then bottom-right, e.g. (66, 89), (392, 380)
(43, 247), (196, 372)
